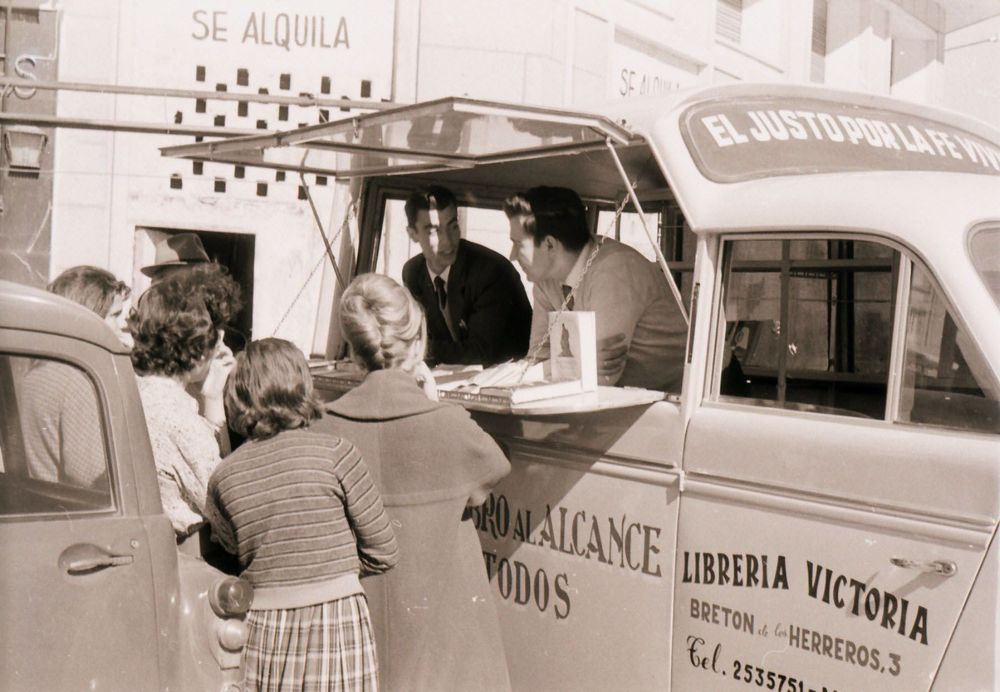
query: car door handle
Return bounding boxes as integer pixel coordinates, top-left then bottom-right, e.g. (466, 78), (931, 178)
(59, 543), (134, 575)
(890, 557), (957, 576)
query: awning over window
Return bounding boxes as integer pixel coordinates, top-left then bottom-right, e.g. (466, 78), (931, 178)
(160, 97), (639, 178)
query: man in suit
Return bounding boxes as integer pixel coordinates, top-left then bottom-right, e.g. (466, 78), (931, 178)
(503, 186), (687, 392)
(402, 186), (532, 366)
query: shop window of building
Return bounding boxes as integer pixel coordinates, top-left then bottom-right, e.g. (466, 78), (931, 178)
(716, 0), (743, 44)
(0, 354), (114, 516)
(717, 237), (898, 419)
(897, 263), (999, 434)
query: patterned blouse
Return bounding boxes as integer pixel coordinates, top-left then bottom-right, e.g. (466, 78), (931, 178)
(136, 375), (223, 536)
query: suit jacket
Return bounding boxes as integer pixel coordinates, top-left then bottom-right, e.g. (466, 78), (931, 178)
(402, 239), (532, 366)
(315, 369), (512, 692)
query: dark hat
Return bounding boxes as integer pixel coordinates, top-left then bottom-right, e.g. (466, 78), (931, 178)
(141, 233), (210, 277)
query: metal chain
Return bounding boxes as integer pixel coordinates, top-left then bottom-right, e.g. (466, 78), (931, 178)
(271, 200), (357, 336)
(514, 185), (635, 385)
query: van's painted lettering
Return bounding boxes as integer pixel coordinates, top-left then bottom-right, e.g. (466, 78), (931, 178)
(806, 561), (928, 645)
(470, 493), (663, 578)
(690, 597), (755, 634)
(681, 551), (789, 590)
(698, 108), (1000, 174)
(481, 552), (571, 620)
(787, 623), (903, 676)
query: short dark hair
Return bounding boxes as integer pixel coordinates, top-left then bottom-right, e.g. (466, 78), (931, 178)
(503, 186), (590, 252)
(128, 280), (219, 377)
(48, 266), (130, 318)
(174, 263), (242, 330)
(404, 185), (457, 227)
(224, 338), (322, 441)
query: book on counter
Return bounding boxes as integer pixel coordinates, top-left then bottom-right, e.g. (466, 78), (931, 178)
(438, 311), (598, 408)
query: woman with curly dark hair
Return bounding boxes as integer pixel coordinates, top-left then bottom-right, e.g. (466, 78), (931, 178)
(129, 276), (233, 542)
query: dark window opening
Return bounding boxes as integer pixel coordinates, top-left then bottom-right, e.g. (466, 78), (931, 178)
(718, 238), (898, 419)
(144, 229), (255, 353)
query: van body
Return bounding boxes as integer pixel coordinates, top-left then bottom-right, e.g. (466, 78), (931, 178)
(167, 82), (1000, 691)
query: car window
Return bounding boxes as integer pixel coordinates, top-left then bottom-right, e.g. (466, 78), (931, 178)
(897, 263), (1000, 434)
(374, 197), (415, 283)
(717, 238), (898, 419)
(596, 202), (696, 306)
(0, 353), (114, 516)
(969, 226), (1000, 311)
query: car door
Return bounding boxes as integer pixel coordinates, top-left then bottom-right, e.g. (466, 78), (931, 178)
(672, 234), (1000, 692)
(0, 331), (161, 691)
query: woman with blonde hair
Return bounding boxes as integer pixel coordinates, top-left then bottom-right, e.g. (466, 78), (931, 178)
(315, 273), (512, 691)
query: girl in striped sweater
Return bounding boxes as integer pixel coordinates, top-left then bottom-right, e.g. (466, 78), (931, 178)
(206, 338), (398, 692)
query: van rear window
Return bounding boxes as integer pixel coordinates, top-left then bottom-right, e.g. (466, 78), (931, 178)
(970, 227), (1000, 312)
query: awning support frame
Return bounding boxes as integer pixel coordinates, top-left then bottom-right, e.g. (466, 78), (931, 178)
(299, 171), (348, 291)
(604, 138), (689, 325)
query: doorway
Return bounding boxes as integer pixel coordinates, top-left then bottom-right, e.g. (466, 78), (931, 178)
(133, 228), (255, 350)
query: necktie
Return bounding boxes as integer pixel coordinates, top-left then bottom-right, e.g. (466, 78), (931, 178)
(434, 276), (458, 341)
(434, 276), (448, 311)
(561, 284), (575, 310)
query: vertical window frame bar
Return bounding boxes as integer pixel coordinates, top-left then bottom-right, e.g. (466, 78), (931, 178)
(884, 254), (911, 422)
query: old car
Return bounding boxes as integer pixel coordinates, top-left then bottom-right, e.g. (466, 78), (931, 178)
(163, 81), (1000, 691)
(0, 280), (251, 692)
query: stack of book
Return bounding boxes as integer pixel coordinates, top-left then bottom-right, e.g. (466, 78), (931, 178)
(438, 312), (598, 409)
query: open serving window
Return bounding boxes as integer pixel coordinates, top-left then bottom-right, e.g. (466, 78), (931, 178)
(161, 97), (687, 415)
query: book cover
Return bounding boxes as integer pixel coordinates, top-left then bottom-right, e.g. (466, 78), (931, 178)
(548, 311), (597, 391)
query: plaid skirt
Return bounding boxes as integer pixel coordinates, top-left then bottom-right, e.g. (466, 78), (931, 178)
(242, 594), (378, 692)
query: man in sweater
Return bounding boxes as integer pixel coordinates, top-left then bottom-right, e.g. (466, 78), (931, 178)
(503, 186), (688, 392)
(402, 186), (533, 366)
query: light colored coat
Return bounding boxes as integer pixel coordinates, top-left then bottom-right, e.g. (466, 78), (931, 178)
(316, 368), (512, 692)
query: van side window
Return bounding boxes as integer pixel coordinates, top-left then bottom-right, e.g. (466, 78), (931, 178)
(898, 264), (1000, 433)
(717, 238), (898, 419)
(0, 354), (113, 516)
(596, 202), (696, 306)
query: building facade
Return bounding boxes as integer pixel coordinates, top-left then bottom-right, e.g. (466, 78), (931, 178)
(0, 0), (985, 355)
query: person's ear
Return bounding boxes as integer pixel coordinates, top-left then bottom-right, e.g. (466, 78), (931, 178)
(543, 235), (558, 252)
(406, 225), (418, 243)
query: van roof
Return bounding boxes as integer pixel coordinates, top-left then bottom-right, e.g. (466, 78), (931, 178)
(599, 81), (1000, 153)
(0, 280), (127, 354)
(160, 82), (1000, 250)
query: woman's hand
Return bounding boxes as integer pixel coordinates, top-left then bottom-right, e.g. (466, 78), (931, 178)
(202, 341), (236, 402)
(414, 361), (439, 402)
(200, 341), (236, 429)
